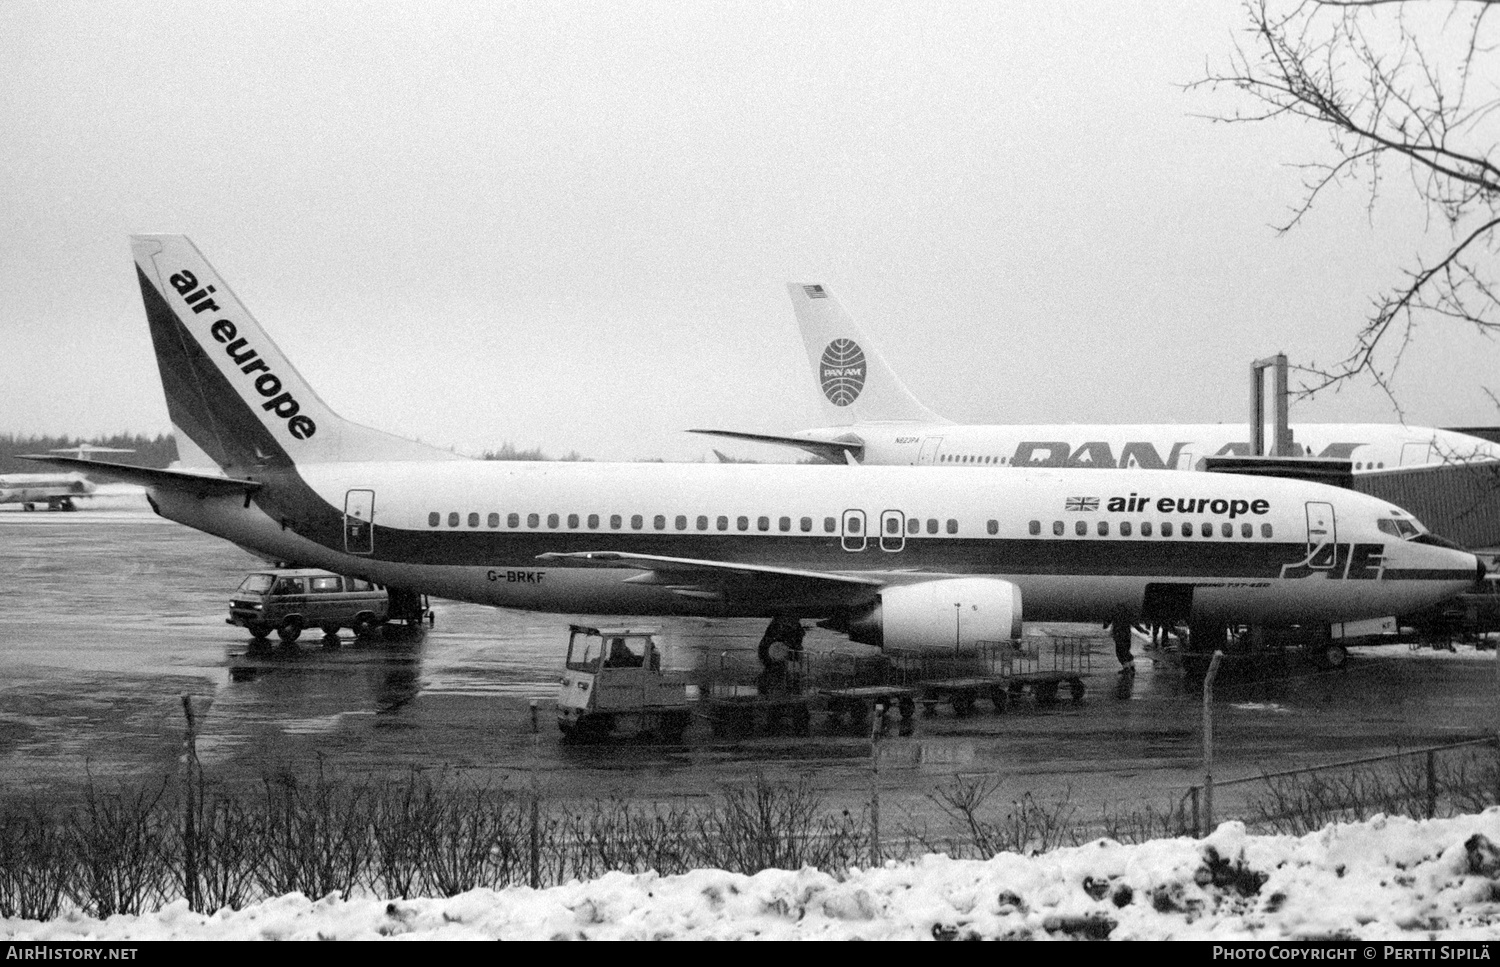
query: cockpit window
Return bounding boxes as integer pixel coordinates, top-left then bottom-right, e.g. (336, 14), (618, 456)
(1377, 518), (1422, 540)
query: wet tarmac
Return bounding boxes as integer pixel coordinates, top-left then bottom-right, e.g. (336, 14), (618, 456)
(3, 503), (1499, 829)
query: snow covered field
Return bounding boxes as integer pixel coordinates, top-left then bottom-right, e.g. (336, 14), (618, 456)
(7, 811), (1500, 941)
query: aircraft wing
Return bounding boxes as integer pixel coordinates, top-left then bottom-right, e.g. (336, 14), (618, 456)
(18, 455), (262, 497)
(687, 429), (864, 464)
(536, 550), (883, 607)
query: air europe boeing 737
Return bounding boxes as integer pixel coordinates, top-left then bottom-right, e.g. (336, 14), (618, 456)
(692, 284), (1500, 473)
(25, 237), (1481, 667)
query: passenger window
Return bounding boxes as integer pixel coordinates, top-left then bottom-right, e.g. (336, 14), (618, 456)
(1181, 521), (1192, 537)
(311, 577), (341, 592)
(825, 517), (837, 532)
(488, 513), (499, 528)
(1241, 522), (1252, 538)
(548, 514), (560, 528)
(697, 515), (708, 530)
(987, 520), (998, 535)
(675, 515), (687, 530)
(1097, 521), (1109, 536)
(1053, 520), (1064, 536)
(800, 517), (812, 533)
(428, 512), (439, 527)
(509, 513), (520, 528)
(1200, 522), (1210, 537)
(717, 516), (729, 531)
(1075, 520), (1087, 536)
(885, 517), (900, 534)
(908, 518), (920, 535)
(1140, 521), (1151, 537)
(1221, 522), (1232, 538)
(567, 514), (579, 528)
(1161, 522), (1173, 537)
(738, 516), (749, 531)
(1028, 520), (1040, 535)
(347, 578), (372, 591)
(588, 514), (600, 529)
(947, 519), (958, 535)
(927, 519), (938, 535)
(758, 516), (770, 531)
(528, 513), (540, 528)
(1262, 523), (1273, 538)
(273, 578), (305, 595)
(468, 512), (479, 527)
(846, 517), (860, 534)
(779, 516), (791, 532)
(654, 515), (666, 530)
(1121, 521), (1132, 537)
(631, 514), (643, 530)
(610, 514), (622, 529)
(448, 512), (459, 527)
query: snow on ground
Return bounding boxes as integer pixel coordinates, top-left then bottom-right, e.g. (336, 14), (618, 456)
(8, 811), (1500, 940)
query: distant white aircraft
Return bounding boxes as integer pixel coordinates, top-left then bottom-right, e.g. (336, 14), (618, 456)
(690, 283), (1500, 472)
(20, 236), (1481, 673)
(0, 446), (134, 510)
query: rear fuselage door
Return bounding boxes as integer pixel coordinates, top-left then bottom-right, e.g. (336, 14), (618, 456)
(1305, 501), (1337, 570)
(918, 437), (944, 465)
(841, 509), (867, 552)
(345, 489), (375, 555)
(879, 510), (906, 552)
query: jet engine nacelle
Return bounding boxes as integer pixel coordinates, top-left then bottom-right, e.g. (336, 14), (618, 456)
(836, 577), (1023, 653)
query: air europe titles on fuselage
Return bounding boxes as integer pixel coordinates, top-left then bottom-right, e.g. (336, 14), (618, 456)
(167, 269), (317, 440)
(1100, 493), (1270, 519)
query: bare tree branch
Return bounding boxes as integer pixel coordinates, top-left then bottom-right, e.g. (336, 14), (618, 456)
(1192, 0), (1500, 398)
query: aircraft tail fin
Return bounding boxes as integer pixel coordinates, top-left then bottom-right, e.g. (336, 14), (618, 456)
(131, 236), (462, 473)
(788, 283), (947, 426)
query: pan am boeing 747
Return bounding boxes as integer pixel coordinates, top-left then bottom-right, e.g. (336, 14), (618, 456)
(691, 283), (1500, 474)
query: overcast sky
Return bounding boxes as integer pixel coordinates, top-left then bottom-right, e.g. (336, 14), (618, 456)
(3, 1), (1495, 462)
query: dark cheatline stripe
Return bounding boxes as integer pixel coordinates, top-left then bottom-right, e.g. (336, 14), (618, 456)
(353, 523), (1317, 579)
(1382, 569), (1478, 581)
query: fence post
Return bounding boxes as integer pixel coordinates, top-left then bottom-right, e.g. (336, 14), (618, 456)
(529, 700), (541, 889)
(1203, 651), (1223, 836)
(1189, 787), (1200, 838)
(870, 703), (883, 868)
(1427, 749), (1438, 819)
(180, 694), (200, 913)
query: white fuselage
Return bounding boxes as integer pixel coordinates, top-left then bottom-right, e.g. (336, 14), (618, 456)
(795, 422), (1500, 472)
(148, 460), (1477, 627)
(0, 473), (95, 506)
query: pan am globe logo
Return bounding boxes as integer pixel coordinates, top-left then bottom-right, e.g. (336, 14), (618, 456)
(820, 339), (866, 407)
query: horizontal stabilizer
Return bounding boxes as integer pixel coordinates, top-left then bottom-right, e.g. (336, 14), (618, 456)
(19, 455), (262, 497)
(688, 429), (863, 464)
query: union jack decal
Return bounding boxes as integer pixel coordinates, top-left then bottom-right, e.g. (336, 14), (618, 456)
(1065, 497), (1099, 512)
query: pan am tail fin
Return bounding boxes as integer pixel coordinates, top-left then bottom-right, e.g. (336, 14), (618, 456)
(131, 235), (461, 473)
(789, 283), (947, 426)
